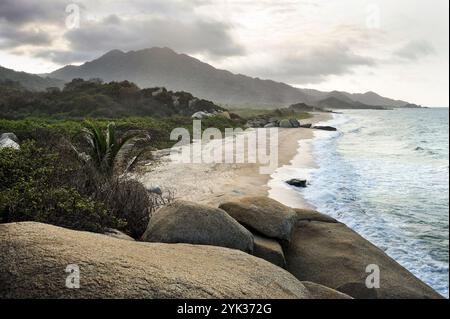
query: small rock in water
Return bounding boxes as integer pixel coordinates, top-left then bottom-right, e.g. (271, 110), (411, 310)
(312, 126), (337, 131)
(286, 179), (307, 188)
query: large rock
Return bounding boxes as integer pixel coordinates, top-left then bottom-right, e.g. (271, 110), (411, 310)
(142, 200), (254, 253)
(284, 220), (443, 299)
(253, 234), (286, 268)
(191, 111), (212, 119)
(0, 133), (20, 150)
(0, 222), (314, 299)
(279, 119), (293, 128)
(301, 281), (352, 299)
(0, 133), (19, 143)
(104, 228), (135, 241)
(286, 179), (307, 188)
(294, 208), (338, 223)
(219, 196), (297, 241)
(288, 119), (300, 128)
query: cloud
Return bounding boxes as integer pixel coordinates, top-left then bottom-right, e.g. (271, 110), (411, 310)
(0, 23), (53, 48)
(33, 50), (94, 65)
(0, 0), (67, 25)
(394, 40), (436, 61)
(239, 42), (375, 84)
(0, 0), (243, 64)
(40, 15), (244, 63)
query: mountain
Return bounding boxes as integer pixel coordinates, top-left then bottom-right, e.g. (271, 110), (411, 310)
(343, 91), (410, 108)
(317, 96), (386, 110)
(48, 47), (420, 109)
(0, 66), (64, 91)
(50, 47), (312, 108)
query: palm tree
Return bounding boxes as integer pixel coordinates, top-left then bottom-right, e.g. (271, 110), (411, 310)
(74, 120), (151, 176)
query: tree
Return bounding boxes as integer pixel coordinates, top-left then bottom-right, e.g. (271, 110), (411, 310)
(75, 120), (152, 176)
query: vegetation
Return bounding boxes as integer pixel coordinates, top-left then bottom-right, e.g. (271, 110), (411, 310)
(0, 141), (124, 233)
(0, 77), (312, 238)
(0, 115), (245, 150)
(231, 107), (312, 121)
(0, 78), (224, 119)
(76, 120), (152, 175)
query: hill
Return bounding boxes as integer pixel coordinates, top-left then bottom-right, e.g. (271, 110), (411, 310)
(50, 47), (312, 107)
(0, 66), (64, 91)
(0, 78), (225, 119)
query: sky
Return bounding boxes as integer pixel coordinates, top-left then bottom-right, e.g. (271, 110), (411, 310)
(0, 0), (448, 106)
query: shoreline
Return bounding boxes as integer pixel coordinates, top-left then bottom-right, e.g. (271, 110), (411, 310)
(139, 112), (332, 207)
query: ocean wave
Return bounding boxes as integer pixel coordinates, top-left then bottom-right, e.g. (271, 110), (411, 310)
(301, 109), (449, 298)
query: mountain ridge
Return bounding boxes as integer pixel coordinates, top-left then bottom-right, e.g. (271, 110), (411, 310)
(0, 65), (64, 91)
(3, 47), (420, 109)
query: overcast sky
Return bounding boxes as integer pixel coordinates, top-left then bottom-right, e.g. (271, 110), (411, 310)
(0, 0), (448, 106)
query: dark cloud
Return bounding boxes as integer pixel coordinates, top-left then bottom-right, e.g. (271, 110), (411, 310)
(0, 0), (67, 25)
(394, 40), (436, 61)
(247, 44), (375, 84)
(41, 15), (244, 63)
(0, 0), (242, 63)
(0, 23), (53, 48)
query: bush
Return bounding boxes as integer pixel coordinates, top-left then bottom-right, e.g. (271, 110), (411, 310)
(102, 179), (151, 238)
(0, 141), (124, 232)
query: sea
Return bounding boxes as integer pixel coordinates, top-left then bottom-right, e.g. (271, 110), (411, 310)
(270, 108), (449, 298)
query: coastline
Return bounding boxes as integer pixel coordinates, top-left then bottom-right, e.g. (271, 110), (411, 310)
(139, 112), (332, 207)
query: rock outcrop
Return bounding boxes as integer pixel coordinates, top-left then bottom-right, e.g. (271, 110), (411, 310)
(0, 133), (20, 150)
(219, 196), (297, 241)
(142, 200), (254, 253)
(294, 208), (338, 223)
(286, 179), (307, 188)
(283, 219), (443, 299)
(301, 281), (353, 299)
(0, 222), (315, 299)
(104, 228), (135, 241)
(253, 234), (286, 268)
(279, 119), (293, 128)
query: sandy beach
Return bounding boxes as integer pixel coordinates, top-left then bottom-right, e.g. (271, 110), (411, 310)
(139, 112), (332, 207)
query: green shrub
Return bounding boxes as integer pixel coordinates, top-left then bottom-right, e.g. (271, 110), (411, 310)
(0, 141), (124, 232)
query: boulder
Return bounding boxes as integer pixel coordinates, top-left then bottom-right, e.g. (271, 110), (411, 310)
(312, 126), (337, 131)
(219, 196), (297, 241)
(191, 111), (212, 119)
(294, 208), (338, 223)
(246, 118), (268, 128)
(0, 133), (19, 143)
(217, 111), (231, 119)
(299, 123), (312, 128)
(288, 119), (300, 128)
(0, 133), (20, 150)
(301, 281), (353, 299)
(283, 220), (443, 299)
(0, 222), (315, 299)
(286, 179), (307, 188)
(253, 234), (286, 268)
(142, 200), (254, 253)
(264, 122), (278, 128)
(279, 119), (293, 128)
(104, 228), (135, 241)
